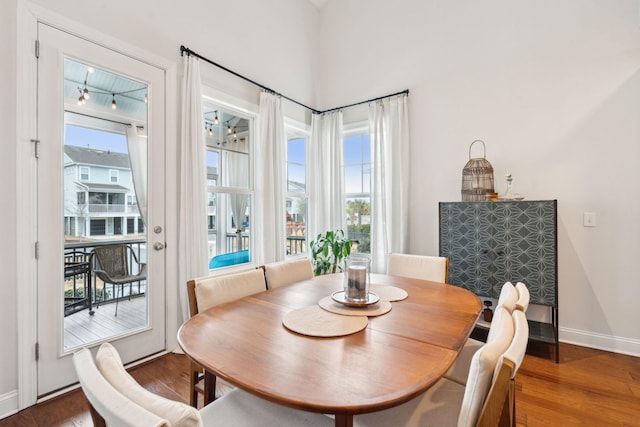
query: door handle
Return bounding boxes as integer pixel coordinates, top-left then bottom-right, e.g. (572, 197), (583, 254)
(153, 242), (165, 251)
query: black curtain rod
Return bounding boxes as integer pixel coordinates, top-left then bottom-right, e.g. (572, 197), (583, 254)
(181, 45), (321, 114)
(320, 89), (409, 115)
(180, 45), (409, 115)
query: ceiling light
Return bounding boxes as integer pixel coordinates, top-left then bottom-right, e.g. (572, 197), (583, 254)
(87, 66), (95, 74)
(77, 96), (84, 106)
(227, 125), (232, 134)
(83, 86), (90, 100)
(214, 113), (219, 125)
(144, 93), (148, 103)
(209, 127), (213, 136)
(233, 127), (237, 138)
(111, 94), (117, 109)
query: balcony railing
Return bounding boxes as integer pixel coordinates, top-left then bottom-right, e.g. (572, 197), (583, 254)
(84, 204), (140, 214)
(64, 239), (146, 317)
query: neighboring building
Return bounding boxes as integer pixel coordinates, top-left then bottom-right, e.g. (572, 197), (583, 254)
(63, 145), (144, 239)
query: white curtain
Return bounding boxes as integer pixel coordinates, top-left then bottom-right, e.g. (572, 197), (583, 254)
(308, 111), (345, 241)
(125, 124), (147, 226)
(369, 94), (410, 273)
(177, 55), (209, 323)
(254, 91), (286, 264)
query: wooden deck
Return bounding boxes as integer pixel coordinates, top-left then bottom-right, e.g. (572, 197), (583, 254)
(64, 296), (147, 351)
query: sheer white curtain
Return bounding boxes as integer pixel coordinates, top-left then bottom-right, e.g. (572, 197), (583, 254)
(308, 111), (345, 240)
(125, 124), (147, 226)
(178, 55), (209, 323)
(225, 150), (249, 251)
(254, 91), (286, 264)
(369, 95), (410, 273)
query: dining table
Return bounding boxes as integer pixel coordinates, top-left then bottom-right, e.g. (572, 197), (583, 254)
(177, 272), (482, 427)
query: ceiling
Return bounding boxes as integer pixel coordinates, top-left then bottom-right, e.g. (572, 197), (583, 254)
(63, 57), (148, 125)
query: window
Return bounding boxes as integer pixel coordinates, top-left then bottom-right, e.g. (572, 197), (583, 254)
(77, 192), (86, 204)
(109, 169), (119, 183)
(286, 133), (308, 256)
(80, 166), (90, 181)
(204, 105), (253, 269)
(343, 129), (371, 253)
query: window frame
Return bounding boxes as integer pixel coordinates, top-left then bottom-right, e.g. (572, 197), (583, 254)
(203, 98), (256, 270)
(343, 122), (372, 253)
(285, 120), (310, 258)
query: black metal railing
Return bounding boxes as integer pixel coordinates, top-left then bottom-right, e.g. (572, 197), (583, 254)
(64, 239), (147, 317)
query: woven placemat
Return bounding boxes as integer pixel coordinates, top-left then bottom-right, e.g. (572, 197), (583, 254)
(369, 284), (408, 301)
(282, 306), (368, 337)
(318, 296), (392, 317)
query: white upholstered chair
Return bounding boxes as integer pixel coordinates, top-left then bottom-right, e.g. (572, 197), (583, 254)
(263, 257), (314, 289)
(186, 268), (267, 407)
(386, 253), (449, 283)
(445, 282), (519, 385)
(74, 343), (333, 427)
(353, 307), (528, 427)
(515, 281), (530, 312)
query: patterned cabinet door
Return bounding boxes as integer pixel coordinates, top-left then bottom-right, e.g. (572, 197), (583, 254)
(439, 200), (557, 307)
(439, 202), (494, 298)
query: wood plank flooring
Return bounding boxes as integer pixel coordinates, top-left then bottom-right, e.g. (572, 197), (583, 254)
(63, 296), (147, 350)
(1, 342), (638, 426)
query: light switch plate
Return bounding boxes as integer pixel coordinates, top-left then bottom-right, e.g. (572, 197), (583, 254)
(583, 212), (596, 227)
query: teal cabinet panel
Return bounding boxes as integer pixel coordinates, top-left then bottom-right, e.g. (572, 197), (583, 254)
(439, 200), (557, 308)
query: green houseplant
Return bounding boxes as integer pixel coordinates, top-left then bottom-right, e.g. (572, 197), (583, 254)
(309, 229), (353, 276)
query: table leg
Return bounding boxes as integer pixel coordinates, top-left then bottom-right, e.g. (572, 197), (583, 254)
(335, 414), (353, 427)
(203, 370), (217, 405)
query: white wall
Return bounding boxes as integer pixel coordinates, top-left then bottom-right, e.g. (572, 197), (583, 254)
(1, 0), (319, 413)
(319, 0), (640, 354)
(0, 0), (18, 409)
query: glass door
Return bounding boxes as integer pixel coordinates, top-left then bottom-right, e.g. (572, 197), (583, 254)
(36, 23), (166, 396)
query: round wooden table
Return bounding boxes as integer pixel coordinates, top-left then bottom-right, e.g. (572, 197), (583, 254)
(178, 273), (481, 427)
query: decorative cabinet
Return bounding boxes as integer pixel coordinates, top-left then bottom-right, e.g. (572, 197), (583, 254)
(439, 200), (558, 361)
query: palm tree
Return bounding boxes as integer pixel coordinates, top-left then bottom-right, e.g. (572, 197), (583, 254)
(347, 199), (370, 225)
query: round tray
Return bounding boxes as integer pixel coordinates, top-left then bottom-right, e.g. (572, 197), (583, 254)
(331, 291), (380, 307)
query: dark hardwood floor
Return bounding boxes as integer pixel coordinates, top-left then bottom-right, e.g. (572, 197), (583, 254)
(1, 343), (638, 426)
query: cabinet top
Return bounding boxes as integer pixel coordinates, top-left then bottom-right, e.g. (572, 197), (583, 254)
(440, 199), (557, 204)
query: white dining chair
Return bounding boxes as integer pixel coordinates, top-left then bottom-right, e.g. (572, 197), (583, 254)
(445, 303), (515, 385)
(186, 268), (267, 407)
(74, 343), (333, 427)
(515, 281), (530, 312)
(386, 253), (449, 283)
(263, 257), (314, 289)
(353, 307), (528, 427)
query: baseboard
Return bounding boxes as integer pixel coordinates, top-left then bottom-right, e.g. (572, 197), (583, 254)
(0, 390), (18, 420)
(560, 327), (640, 357)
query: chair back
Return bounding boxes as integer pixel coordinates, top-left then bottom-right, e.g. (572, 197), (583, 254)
(476, 309), (530, 427)
(457, 306), (515, 427)
(386, 253), (449, 283)
(95, 343), (203, 426)
(515, 282), (530, 312)
(264, 258), (314, 289)
(495, 281), (518, 313)
(93, 244), (131, 277)
(72, 347), (168, 427)
(188, 268), (267, 314)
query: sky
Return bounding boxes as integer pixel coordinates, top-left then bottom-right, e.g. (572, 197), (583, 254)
(65, 125), (128, 153)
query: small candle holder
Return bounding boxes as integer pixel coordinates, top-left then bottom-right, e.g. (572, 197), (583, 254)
(344, 255), (371, 302)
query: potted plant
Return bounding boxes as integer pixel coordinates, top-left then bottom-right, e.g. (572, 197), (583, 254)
(310, 229), (353, 276)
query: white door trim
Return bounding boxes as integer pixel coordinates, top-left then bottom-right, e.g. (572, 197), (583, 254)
(16, 1), (178, 409)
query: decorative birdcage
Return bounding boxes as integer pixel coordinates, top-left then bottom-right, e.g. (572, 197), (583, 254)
(461, 140), (495, 201)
